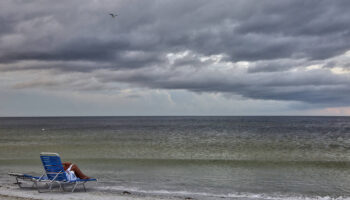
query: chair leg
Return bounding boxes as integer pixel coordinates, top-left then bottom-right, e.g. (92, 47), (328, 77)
(58, 183), (62, 191)
(14, 177), (22, 188)
(71, 182), (78, 192)
(82, 183), (87, 192)
(49, 182), (56, 192)
(35, 181), (42, 193)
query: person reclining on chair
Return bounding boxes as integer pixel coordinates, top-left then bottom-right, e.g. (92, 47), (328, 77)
(62, 162), (90, 179)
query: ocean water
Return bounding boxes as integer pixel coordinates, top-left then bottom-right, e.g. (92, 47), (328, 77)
(0, 116), (350, 199)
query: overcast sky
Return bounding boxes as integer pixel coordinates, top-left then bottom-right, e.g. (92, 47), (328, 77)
(1, 0), (350, 116)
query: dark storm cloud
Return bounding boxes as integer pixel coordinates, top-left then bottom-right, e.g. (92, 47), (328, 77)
(247, 59), (305, 73)
(2, 0), (350, 64)
(1, 0), (350, 106)
(95, 64), (350, 106)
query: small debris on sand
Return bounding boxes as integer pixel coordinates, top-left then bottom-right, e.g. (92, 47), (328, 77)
(122, 191), (131, 195)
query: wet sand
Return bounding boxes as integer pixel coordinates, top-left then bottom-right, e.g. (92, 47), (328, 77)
(0, 184), (185, 200)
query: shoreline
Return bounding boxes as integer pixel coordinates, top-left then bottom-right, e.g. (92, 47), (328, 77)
(0, 184), (185, 200)
(0, 194), (38, 200)
(2, 178), (350, 200)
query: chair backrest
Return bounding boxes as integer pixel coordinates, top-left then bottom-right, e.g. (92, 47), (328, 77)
(40, 152), (67, 181)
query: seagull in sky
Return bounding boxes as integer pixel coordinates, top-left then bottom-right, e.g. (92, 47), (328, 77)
(109, 13), (118, 18)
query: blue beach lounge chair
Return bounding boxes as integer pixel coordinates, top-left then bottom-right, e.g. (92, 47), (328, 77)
(34, 152), (97, 192)
(9, 152), (97, 192)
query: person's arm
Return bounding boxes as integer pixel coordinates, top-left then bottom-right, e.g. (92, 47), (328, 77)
(62, 162), (72, 171)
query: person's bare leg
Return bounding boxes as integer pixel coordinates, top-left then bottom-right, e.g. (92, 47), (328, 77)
(70, 164), (90, 179)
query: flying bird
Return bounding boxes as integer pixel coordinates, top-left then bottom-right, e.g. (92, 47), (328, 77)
(109, 13), (118, 18)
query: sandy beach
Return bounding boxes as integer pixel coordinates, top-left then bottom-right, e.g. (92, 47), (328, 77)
(0, 183), (185, 200)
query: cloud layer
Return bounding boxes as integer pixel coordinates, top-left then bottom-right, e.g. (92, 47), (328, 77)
(1, 0), (350, 114)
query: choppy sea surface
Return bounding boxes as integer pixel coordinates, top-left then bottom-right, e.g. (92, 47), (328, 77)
(0, 116), (350, 199)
